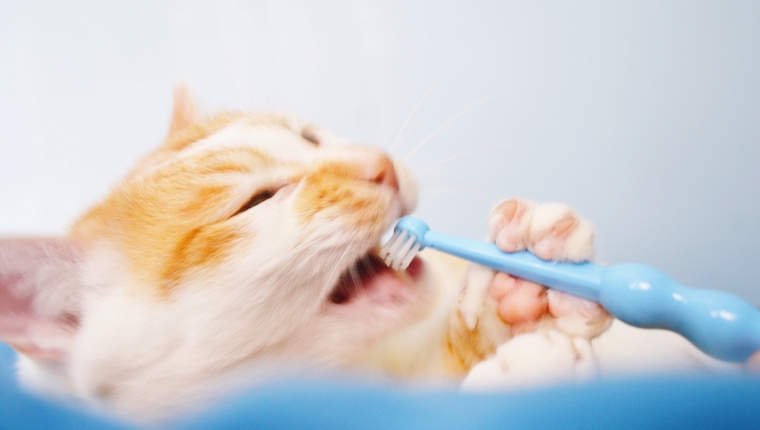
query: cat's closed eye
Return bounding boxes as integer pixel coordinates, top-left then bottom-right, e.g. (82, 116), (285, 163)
(301, 127), (320, 146)
(233, 191), (275, 216)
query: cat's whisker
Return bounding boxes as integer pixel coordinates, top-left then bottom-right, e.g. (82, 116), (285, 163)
(360, 255), (376, 278)
(268, 237), (330, 281)
(389, 129), (414, 155)
(284, 236), (321, 256)
(402, 89), (505, 163)
(387, 77), (445, 155)
(348, 265), (362, 295)
(291, 209), (321, 217)
(419, 182), (501, 204)
(335, 244), (359, 273)
(414, 144), (506, 176)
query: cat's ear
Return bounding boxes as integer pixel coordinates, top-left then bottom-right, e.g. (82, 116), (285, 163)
(0, 238), (85, 361)
(168, 82), (199, 134)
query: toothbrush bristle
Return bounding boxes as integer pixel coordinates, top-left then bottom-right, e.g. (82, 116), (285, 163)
(380, 230), (421, 271)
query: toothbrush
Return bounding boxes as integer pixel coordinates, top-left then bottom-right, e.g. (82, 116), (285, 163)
(379, 216), (760, 363)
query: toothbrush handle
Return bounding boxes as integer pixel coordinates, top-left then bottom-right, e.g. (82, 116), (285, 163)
(422, 231), (760, 363)
(424, 231), (604, 302)
(599, 264), (760, 363)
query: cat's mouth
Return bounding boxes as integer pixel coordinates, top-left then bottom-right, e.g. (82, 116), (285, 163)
(328, 251), (423, 306)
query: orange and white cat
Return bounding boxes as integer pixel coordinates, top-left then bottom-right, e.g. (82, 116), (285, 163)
(0, 85), (729, 422)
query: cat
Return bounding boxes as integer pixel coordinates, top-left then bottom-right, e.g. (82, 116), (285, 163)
(0, 85), (732, 422)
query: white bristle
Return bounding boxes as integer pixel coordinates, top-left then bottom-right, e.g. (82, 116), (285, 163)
(380, 231), (407, 265)
(392, 235), (418, 270)
(378, 231), (399, 259)
(398, 241), (421, 270)
(380, 230), (421, 271)
(378, 232), (395, 260)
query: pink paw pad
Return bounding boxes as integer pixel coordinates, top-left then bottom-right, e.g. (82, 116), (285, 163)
(488, 273), (548, 328)
(488, 199), (530, 253)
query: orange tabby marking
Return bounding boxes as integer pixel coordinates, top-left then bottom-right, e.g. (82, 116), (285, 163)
(442, 309), (497, 374)
(165, 112), (247, 151)
(73, 138), (279, 296)
(296, 162), (380, 225)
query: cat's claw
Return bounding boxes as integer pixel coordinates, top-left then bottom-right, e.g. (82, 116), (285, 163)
(458, 264), (494, 330)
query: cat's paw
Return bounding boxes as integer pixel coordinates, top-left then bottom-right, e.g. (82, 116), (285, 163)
(486, 199), (609, 337)
(459, 199), (610, 339)
(486, 199), (593, 261)
(460, 330), (598, 390)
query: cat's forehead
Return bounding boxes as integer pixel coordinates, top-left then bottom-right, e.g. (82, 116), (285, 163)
(172, 112), (315, 160)
(126, 111), (321, 182)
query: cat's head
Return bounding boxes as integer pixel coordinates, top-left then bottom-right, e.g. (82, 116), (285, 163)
(0, 85), (431, 418)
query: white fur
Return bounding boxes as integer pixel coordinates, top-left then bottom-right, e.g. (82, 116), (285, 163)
(462, 330), (598, 390)
(0, 108), (739, 423)
(461, 321), (738, 391)
(4, 119), (428, 421)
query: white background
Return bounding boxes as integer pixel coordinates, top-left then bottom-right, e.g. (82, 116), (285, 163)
(1, 1), (759, 303)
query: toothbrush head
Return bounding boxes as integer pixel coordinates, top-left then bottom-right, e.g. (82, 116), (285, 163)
(379, 216), (429, 271)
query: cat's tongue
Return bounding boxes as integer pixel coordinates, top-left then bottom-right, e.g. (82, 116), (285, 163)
(329, 254), (423, 306)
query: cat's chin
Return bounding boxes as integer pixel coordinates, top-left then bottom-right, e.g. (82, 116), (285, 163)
(328, 252), (424, 308)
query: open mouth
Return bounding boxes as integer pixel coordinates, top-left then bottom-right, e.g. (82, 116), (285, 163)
(329, 251), (423, 305)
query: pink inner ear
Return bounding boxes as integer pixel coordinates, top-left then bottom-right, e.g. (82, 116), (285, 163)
(0, 238), (82, 361)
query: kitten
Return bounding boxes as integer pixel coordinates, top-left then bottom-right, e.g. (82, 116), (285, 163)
(0, 85), (729, 422)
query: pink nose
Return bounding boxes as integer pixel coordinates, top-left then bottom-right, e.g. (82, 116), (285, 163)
(369, 155), (399, 191)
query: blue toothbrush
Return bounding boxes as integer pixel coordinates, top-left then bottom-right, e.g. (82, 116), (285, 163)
(379, 216), (760, 363)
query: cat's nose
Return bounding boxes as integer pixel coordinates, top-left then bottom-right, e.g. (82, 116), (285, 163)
(367, 155), (399, 191)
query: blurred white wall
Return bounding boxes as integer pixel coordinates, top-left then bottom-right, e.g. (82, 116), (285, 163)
(1, 1), (759, 302)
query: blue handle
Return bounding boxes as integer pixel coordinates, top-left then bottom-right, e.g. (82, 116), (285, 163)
(599, 264), (760, 362)
(397, 216), (760, 362)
